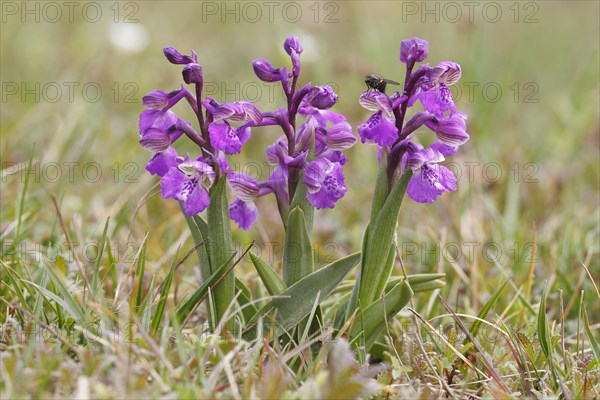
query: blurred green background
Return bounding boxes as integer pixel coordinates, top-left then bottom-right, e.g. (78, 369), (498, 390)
(1, 1), (598, 319)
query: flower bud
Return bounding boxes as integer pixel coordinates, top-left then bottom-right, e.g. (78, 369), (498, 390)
(283, 36), (303, 55)
(163, 47), (196, 64)
(400, 37), (429, 64)
(307, 86), (338, 110)
(400, 112), (433, 137)
(182, 63), (203, 85)
(252, 58), (281, 82)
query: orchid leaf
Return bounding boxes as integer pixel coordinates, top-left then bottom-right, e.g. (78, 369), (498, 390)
(282, 206), (314, 286)
(358, 170), (412, 306)
(350, 280), (413, 352)
(235, 278), (258, 323)
(249, 252), (286, 296)
(207, 177), (236, 328)
(258, 252), (360, 333)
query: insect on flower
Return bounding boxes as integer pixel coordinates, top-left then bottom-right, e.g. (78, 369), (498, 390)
(364, 73), (400, 93)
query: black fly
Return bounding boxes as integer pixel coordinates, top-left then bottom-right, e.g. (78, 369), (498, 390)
(364, 73), (400, 93)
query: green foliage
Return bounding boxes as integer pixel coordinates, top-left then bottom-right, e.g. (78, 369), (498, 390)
(356, 169), (413, 308)
(282, 207), (314, 286)
(255, 252), (361, 336)
(206, 177), (236, 329)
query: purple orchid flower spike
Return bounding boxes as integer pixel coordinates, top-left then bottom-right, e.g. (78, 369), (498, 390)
(139, 46), (265, 219)
(358, 37), (468, 203)
(141, 37), (354, 231)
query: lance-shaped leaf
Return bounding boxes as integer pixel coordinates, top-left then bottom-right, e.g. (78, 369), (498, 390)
(349, 151), (393, 317)
(235, 278), (258, 323)
(259, 252), (360, 332)
(332, 275), (444, 329)
(358, 170), (412, 307)
(207, 177), (236, 329)
(282, 206), (314, 286)
(350, 280), (413, 352)
(249, 252), (286, 295)
(335, 273), (446, 295)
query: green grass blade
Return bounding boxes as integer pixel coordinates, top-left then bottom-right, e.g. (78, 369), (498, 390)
(537, 281), (551, 358)
(470, 278), (509, 338)
(150, 249), (179, 335)
(14, 146), (34, 247)
(1, 261), (31, 313)
(175, 252), (237, 324)
(42, 261), (88, 324)
(282, 207), (314, 286)
(537, 281), (559, 386)
(134, 237), (147, 314)
(582, 304), (600, 363)
(249, 252), (286, 295)
(91, 218), (110, 296)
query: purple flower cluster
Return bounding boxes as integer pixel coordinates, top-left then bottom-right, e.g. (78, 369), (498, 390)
(139, 37), (355, 230)
(358, 37), (469, 203)
(253, 37), (356, 212)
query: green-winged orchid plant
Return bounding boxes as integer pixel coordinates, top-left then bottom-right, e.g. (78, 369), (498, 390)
(138, 36), (466, 354)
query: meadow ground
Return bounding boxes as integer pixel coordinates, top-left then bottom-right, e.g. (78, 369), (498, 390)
(1, 1), (599, 398)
